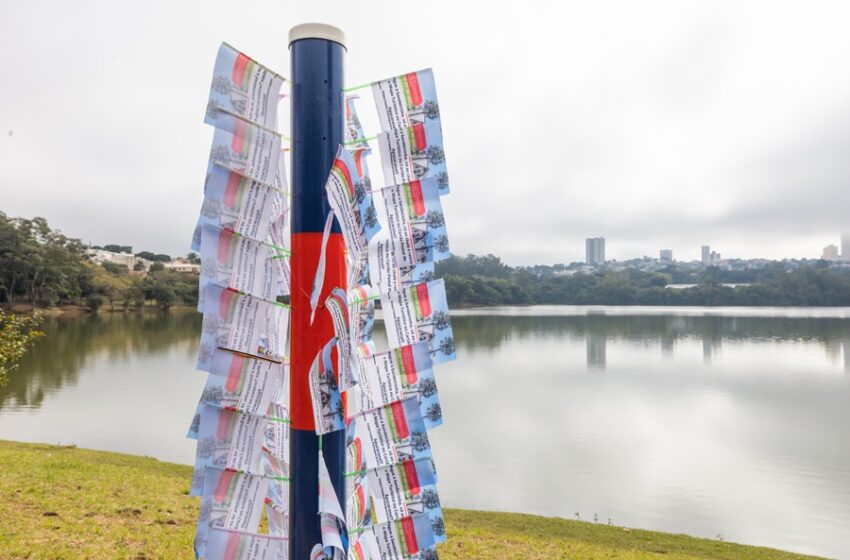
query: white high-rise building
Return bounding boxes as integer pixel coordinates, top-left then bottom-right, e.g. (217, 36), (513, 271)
(842, 233), (850, 260)
(659, 249), (673, 262)
(701, 245), (710, 265)
(585, 237), (606, 266)
(823, 244), (840, 261)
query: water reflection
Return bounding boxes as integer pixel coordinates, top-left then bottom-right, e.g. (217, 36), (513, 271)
(0, 311), (200, 409)
(1, 307), (849, 557)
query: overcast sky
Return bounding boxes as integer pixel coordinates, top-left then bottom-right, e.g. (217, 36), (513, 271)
(1, 0), (849, 265)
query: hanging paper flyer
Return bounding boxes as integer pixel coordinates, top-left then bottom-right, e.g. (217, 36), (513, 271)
(352, 341), (443, 430)
(199, 225), (289, 309)
(347, 533), (375, 560)
(372, 69), (440, 133)
(195, 467), (269, 559)
(205, 42), (285, 130)
(368, 239), (435, 294)
(205, 527), (288, 560)
(318, 453), (347, 559)
(380, 279), (456, 365)
(195, 164), (284, 251)
(191, 405), (267, 495)
(353, 397), (431, 470)
(367, 459), (442, 540)
(323, 147), (380, 260)
(381, 179), (450, 266)
(346, 478), (371, 533)
(265, 491), (289, 538)
(348, 285), (376, 350)
(197, 285), (289, 367)
(345, 95), (369, 148)
(377, 121), (449, 194)
(363, 515), (437, 560)
(262, 403), (290, 481)
(187, 355), (283, 438)
(347, 253), (370, 291)
(309, 338), (346, 435)
(324, 288), (356, 391)
(209, 112), (282, 187)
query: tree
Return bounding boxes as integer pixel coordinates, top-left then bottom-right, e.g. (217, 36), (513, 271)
(186, 252), (200, 264)
(419, 549), (439, 560)
(0, 309), (43, 387)
(423, 100), (440, 120)
(433, 234), (449, 254)
(425, 403), (442, 423)
(149, 262), (165, 272)
(201, 385), (224, 405)
(438, 336), (455, 356)
(363, 205), (378, 229)
(435, 171), (449, 191)
(418, 377), (438, 398)
(421, 488), (441, 509)
(425, 210), (445, 229)
(431, 516), (445, 537)
(426, 145), (445, 165)
(410, 431), (430, 452)
(430, 310), (451, 331)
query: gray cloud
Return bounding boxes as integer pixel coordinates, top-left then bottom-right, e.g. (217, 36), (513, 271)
(1, 0), (848, 265)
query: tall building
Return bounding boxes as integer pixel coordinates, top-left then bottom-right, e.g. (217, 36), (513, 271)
(585, 237), (606, 266)
(823, 244), (840, 261)
(842, 233), (850, 260)
(659, 249), (673, 262)
(701, 245), (710, 265)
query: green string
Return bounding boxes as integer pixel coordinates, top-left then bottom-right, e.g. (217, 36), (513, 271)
(343, 136), (377, 146)
(343, 82), (371, 93)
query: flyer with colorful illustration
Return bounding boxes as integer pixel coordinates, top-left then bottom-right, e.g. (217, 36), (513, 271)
(352, 341), (443, 430)
(362, 515), (437, 560)
(194, 467), (268, 559)
(209, 112), (282, 187)
(199, 225), (289, 308)
(380, 179), (449, 266)
(376, 121), (448, 194)
(380, 279), (456, 366)
(351, 397), (430, 470)
(345, 95), (369, 148)
(187, 354), (283, 438)
(309, 338), (346, 435)
(348, 285), (376, 351)
(205, 527), (288, 560)
(323, 147), (380, 260)
(368, 238), (435, 294)
(197, 285), (289, 367)
(325, 288), (356, 391)
(372, 69), (440, 133)
(195, 164), (284, 249)
(191, 405), (267, 495)
(367, 459), (443, 544)
(205, 42), (285, 130)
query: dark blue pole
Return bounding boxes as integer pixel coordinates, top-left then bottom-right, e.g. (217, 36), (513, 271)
(288, 23), (346, 560)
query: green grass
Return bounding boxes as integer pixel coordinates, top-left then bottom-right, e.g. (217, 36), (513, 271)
(0, 440), (825, 559)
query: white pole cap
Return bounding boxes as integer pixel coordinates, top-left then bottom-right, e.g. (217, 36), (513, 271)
(288, 23), (346, 49)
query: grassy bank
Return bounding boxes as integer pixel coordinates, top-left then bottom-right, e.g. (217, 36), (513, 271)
(0, 440), (823, 560)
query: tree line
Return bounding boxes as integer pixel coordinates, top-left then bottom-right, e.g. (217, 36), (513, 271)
(0, 212), (197, 311)
(437, 254), (850, 307)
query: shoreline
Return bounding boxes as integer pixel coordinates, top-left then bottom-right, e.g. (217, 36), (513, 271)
(0, 439), (825, 559)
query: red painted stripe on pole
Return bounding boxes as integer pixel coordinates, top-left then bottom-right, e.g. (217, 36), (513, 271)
(290, 231), (346, 431)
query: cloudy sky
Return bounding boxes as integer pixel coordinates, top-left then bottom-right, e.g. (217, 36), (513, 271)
(1, 0), (849, 265)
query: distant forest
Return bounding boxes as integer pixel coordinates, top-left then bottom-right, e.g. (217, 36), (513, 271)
(437, 254), (850, 307)
(0, 213), (196, 310)
(3, 211), (850, 311)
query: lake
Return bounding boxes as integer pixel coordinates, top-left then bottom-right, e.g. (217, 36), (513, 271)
(1, 306), (849, 558)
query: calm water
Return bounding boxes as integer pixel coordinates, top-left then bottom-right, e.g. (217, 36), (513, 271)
(1, 307), (849, 558)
